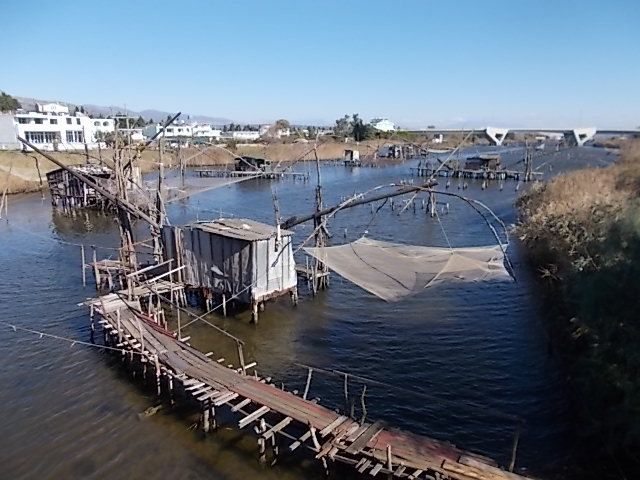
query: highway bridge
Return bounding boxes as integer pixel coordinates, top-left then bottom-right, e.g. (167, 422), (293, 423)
(407, 126), (640, 146)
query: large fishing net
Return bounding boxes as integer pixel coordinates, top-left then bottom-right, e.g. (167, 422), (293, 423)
(304, 237), (511, 301)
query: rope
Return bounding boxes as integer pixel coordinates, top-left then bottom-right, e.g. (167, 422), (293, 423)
(0, 319), (147, 357)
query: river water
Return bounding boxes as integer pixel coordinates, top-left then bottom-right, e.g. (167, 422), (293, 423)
(0, 146), (615, 479)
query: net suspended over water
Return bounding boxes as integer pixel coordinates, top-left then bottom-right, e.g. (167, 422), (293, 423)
(304, 237), (512, 302)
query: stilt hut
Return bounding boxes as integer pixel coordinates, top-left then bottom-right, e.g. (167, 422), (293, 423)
(46, 164), (114, 211)
(162, 218), (297, 322)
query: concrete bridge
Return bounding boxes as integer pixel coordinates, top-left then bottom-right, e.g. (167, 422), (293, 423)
(409, 127), (640, 147)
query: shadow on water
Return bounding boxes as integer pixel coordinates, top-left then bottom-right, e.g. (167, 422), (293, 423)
(0, 146), (616, 479)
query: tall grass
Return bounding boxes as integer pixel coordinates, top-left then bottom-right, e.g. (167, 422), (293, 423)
(516, 141), (640, 478)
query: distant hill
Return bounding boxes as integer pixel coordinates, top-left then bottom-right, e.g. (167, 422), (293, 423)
(14, 96), (233, 125)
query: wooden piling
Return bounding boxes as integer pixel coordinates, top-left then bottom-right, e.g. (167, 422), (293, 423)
(80, 245), (86, 287)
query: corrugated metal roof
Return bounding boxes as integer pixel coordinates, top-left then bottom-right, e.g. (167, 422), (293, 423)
(193, 218), (293, 242)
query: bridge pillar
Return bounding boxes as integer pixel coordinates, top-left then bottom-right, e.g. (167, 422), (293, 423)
(565, 127), (597, 147)
(485, 127), (510, 146)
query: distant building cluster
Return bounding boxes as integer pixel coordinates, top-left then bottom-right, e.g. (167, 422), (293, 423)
(0, 102), (398, 152)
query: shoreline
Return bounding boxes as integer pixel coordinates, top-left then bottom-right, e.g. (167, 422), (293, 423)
(515, 140), (640, 478)
(0, 140), (393, 195)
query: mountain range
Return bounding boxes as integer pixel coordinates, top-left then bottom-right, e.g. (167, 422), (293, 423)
(14, 96), (233, 125)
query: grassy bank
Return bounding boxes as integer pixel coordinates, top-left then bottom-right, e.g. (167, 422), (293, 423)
(516, 141), (640, 478)
(0, 139), (387, 195)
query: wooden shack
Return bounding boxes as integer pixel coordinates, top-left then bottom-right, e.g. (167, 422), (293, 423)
(235, 156), (272, 173)
(343, 149), (361, 166)
(162, 218), (297, 322)
(46, 164), (114, 211)
(464, 154), (501, 170)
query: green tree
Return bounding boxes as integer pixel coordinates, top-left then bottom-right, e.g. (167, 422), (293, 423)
(351, 113), (374, 141)
(334, 114), (352, 138)
(275, 119), (290, 131)
(0, 92), (20, 112)
(135, 115), (145, 128)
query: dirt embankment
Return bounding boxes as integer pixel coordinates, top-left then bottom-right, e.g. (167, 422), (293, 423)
(0, 140), (388, 194)
(516, 140), (640, 478)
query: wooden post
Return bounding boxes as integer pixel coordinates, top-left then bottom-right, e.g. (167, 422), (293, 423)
(360, 385), (367, 425)
(117, 308), (122, 343)
(237, 342), (246, 375)
(303, 367), (313, 400)
(222, 293), (227, 317)
(80, 245), (86, 287)
(509, 422), (522, 472)
(92, 246), (100, 289)
(386, 444), (393, 471)
(343, 373), (349, 415)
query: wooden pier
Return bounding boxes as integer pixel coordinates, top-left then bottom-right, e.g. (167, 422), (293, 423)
(410, 166), (542, 181)
(88, 289), (527, 480)
(194, 168), (309, 180)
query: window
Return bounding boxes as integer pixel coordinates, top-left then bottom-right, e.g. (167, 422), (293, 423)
(103, 121), (108, 127)
(25, 131), (44, 143)
(26, 131), (58, 143)
(66, 118), (72, 125)
(50, 119), (58, 125)
(34, 118), (43, 124)
(76, 118), (80, 125)
(17, 117), (28, 124)
(66, 131), (84, 143)
(94, 121), (100, 126)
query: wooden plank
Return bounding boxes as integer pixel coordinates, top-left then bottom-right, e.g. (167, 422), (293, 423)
(185, 382), (205, 391)
(394, 465), (406, 476)
(357, 459), (372, 474)
(289, 430), (312, 451)
(346, 423), (369, 442)
(319, 415), (348, 437)
(408, 469), (423, 480)
(262, 417), (292, 441)
(370, 463), (383, 476)
(345, 421), (384, 454)
(443, 459), (523, 480)
(238, 405), (270, 429)
(213, 391), (238, 406)
(231, 398), (251, 412)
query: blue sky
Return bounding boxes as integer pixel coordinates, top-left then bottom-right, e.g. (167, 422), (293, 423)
(1, 0), (638, 128)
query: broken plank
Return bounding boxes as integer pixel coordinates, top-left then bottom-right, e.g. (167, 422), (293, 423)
(213, 391), (239, 406)
(319, 415), (348, 437)
(345, 421), (384, 455)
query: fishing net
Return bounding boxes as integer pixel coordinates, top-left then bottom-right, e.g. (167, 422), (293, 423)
(304, 237), (511, 302)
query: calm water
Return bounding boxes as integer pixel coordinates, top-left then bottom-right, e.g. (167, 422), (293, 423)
(0, 146), (615, 479)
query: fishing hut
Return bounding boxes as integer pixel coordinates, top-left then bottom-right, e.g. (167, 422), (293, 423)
(343, 149), (361, 167)
(46, 163), (144, 212)
(235, 156), (272, 173)
(46, 164), (114, 211)
(464, 154), (501, 171)
(161, 218), (298, 322)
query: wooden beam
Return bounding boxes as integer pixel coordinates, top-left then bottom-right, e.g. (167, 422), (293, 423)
(238, 405), (270, 429)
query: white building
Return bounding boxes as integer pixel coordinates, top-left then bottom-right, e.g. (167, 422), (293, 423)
(192, 124), (222, 140)
(14, 103), (106, 151)
(143, 122), (193, 140)
(220, 130), (261, 141)
(91, 118), (116, 136)
(370, 118), (396, 132)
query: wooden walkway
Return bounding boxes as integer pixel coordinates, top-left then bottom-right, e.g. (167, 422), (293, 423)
(93, 301), (527, 480)
(194, 168), (309, 180)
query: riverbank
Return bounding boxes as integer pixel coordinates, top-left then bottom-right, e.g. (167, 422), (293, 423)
(0, 140), (388, 195)
(516, 141), (640, 478)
